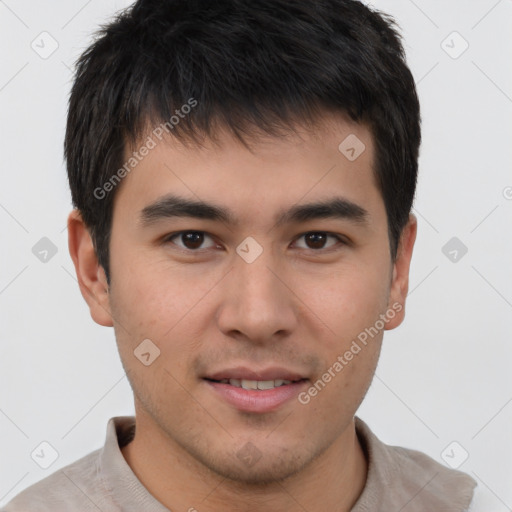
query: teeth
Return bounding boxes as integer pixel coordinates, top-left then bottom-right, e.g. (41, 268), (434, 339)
(241, 380), (258, 390)
(225, 379), (294, 390)
(257, 380), (275, 390)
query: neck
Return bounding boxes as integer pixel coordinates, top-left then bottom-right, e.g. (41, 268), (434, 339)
(121, 413), (367, 512)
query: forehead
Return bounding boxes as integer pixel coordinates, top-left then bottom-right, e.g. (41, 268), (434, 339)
(113, 114), (383, 228)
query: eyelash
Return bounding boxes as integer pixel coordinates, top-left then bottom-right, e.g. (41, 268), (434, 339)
(162, 230), (347, 253)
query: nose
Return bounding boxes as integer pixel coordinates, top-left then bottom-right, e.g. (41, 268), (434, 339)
(215, 248), (299, 345)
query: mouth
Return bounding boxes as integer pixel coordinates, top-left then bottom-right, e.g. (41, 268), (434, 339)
(204, 377), (306, 390)
(202, 368), (309, 413)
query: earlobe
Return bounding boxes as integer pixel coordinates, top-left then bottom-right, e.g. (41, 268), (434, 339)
(67, 209), (114, 327)
(385, 213), (418, 330)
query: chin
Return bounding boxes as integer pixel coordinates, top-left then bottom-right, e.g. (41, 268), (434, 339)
(207, 455), (309, 486)
(189, 438), (320, 487)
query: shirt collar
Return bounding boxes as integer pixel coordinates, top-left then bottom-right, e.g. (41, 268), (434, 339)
(99, 416), (476, 511)
(99, 416), (169, 511)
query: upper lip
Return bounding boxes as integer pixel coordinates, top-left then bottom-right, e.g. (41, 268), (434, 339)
(205, 366), (307, 382)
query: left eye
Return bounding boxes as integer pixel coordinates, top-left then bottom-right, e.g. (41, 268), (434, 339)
(165, 231), (343, 252)
(293, 232), (343, 250)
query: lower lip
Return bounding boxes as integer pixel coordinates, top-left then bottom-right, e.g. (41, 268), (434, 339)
(205, 380), (308, 413)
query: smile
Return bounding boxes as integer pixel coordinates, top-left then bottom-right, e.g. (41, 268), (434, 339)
(204, 377), (309, 413)
(211, 378), (295, 390)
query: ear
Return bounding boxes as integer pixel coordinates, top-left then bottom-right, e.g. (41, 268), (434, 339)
(67, 209), (113, 327)
(384, 213), (417, 330)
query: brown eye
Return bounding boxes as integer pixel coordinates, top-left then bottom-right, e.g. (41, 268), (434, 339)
(295, 232), (343, 250)
(305, 233), (327, 249)
(167, 231), (216, 251)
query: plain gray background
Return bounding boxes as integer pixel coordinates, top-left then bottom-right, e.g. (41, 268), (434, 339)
(1, 0), (511, 508)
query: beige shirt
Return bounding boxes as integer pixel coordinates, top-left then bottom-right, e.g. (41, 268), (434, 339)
(2, 416), (478, 511)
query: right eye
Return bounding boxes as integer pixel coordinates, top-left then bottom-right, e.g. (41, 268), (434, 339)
(163, 231), (219, 251)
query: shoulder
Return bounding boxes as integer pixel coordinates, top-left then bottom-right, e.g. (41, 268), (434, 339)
(390, 444), (476, 507)
(353, 417), (477, 511)
(1, 449), (107, 512)
(2, 416), (136, 512)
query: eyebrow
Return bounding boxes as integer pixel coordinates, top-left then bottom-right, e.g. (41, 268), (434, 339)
(139, 193), (370, 229)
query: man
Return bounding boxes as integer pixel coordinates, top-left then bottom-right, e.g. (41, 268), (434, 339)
(3, 0), (480, 510)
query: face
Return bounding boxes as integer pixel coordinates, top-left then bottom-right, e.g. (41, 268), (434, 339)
(74, 114), (415, 484)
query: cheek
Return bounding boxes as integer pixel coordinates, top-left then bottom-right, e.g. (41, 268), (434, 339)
(294, 263), (387, 408)
(112, 275), (175, 332)
(300, 262), (389, 343)
(110, 248), (194, 329)
(109, 260), (219, 367)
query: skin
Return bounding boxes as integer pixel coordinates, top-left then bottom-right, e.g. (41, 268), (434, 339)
(68, 113), (417, 512)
